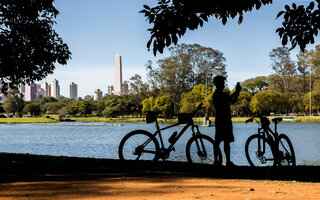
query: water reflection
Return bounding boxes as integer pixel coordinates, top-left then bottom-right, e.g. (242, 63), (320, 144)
(0, 122), (319, 166)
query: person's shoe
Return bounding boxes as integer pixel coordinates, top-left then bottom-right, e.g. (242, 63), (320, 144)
(213, 160), (222, 167)
(226, 161), (237, 167)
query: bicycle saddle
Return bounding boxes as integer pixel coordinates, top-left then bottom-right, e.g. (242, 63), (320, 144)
(272, 117), (282, 123)
(146, 111), (161, 123)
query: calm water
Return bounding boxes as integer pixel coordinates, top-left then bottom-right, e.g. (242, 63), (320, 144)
(0, 122), (319, 166)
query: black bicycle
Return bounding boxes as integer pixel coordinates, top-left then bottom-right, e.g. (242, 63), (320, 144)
(118, 104), (222, 164)
(245, 115), (296, 167)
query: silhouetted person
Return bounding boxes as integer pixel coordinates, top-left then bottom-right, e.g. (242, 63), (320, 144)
(212, 76), (241, 167)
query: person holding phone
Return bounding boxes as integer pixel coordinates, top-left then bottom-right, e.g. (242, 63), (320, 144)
(212, 76), (242, 167)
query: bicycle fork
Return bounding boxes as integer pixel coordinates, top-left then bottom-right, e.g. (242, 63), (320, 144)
(256, 129), (273, 164)
(192, 125), (207, 159)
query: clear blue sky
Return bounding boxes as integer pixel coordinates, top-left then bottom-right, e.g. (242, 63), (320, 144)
(42, 0), (319, 98)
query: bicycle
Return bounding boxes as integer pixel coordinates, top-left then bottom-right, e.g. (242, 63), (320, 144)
(118, 104), (222, 164)
(245, 115), (296, 167)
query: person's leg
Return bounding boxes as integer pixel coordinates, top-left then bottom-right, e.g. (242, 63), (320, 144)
(224, 141), (236, 166)
(214, 140), (221, 165)
(224, 141), (230, 163)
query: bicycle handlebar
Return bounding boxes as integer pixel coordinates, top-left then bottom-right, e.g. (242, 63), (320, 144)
(194, 103), (203, 115)
(245, 114), (268, 124)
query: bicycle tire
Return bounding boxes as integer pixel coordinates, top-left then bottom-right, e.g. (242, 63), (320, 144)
(118, 130), (160, 161)
(276, 134), (296, 166)
(186, 134), (222, 165)
(245, 134), (276, 167)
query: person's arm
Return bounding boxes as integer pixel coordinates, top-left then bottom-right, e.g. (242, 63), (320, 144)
(230, 82), (242, 104)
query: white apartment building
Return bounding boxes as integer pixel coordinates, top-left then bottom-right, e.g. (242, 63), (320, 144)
(50, 79), (60, 98)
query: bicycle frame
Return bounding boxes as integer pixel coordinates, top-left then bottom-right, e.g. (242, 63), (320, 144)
(151, 119), (200, 154)
(258, 122), (279, 146)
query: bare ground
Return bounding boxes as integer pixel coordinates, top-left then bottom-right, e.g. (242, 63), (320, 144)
(0, 153), (319, 200)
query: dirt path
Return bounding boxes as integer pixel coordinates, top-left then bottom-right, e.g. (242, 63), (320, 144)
(1, 174), (320, 200)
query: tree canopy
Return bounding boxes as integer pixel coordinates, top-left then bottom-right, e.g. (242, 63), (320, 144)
(141, 0), (320, 55)
(0, 0), (71, 92)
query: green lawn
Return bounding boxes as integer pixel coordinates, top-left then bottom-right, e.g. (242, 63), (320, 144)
(0, 115), (319, 124)
(0, 117), (58, 124)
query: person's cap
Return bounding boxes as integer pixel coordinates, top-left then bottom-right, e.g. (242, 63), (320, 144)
(213, 76), (226, 83)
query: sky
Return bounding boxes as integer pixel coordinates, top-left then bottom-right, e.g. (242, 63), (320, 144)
(42, 0), (320, 98)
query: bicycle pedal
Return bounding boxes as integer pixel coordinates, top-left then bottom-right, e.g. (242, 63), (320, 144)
(172, 147), (175, 152)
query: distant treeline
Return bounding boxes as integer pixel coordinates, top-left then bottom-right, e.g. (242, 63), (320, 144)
(2, 44), (320, 118)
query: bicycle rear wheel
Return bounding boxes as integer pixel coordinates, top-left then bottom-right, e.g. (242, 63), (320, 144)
(276, 134), (296, 166)
(245, 134), (275, 167)
(186, 134), (222, 165)
(118, 130), (159, 161)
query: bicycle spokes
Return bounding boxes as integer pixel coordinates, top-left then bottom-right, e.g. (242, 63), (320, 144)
(119, 132), (158, 161)
(246, 135), (275, 167)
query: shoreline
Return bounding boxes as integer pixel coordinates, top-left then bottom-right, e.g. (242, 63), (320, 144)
(1, 116), (320, 124)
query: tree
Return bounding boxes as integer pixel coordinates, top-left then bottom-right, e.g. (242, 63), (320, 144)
(147, 43), (226, 111)
(269, 47), (296, 93)
(77, 101), (92, 116)
(2, 89), (24, 115)
(241, 76), (268, 94)
(231, 92), (253, 116)
(153, 95), (174, 118)
(46, 102), (64, 114)
(283, 92), (303, 114)
(129, 74), (149, 97)
(66, 102), (78, 116)
(84, 95), (94, 101)
(250, 90), (286, 115)
(92, 101), (105, 116)
(57, 96), (72, 103)
(141, 1), (320, 55)
(141, 97), (155, 114)
(40, 96), (57, 105)
(180, 84), (209, 114)
(0, 0), (71, 93)
(303, 91), (320, 114)
(23, 103), (40, 116)
(102, 107), (118, 118)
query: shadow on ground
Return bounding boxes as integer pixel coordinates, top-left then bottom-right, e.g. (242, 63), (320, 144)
(0, 153), (319, 183)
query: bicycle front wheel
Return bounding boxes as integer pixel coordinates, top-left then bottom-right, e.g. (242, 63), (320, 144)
(245, 134), (275, 167)
(118, 130), (160, 161)
(276, 134), (296, 166)
(186, 134), (221, 165)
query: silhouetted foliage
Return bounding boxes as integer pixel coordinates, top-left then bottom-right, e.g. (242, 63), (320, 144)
(276, 1), (320, 51)
(141, 0), (320, 55)
(0, 0), (71, 93)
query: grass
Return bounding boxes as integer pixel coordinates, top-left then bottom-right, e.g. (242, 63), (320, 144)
(293, 116), (320, 122)
(0, 117), (58, 124)
(1, 115), (320, 124)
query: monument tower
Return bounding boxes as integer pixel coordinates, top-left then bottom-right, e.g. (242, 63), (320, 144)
(114, 55), (122, 95)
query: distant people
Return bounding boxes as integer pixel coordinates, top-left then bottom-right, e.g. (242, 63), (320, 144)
(212, 76), (241, 167)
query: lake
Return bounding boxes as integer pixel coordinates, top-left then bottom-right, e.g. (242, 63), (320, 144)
(0, 122), (319, 166)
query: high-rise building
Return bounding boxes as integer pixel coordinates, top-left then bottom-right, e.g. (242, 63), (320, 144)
(18, 83), (25, 95)
(114, 55), (122, 95)
(0, 82), (6, 104)
(40, 82), (50, 97)
(24, 84), (37, 101)
(107, 85), (114, 95)
(51, 79), (60, 98)
(94, 89), (103, 101)
(70, 82), (78, 100)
